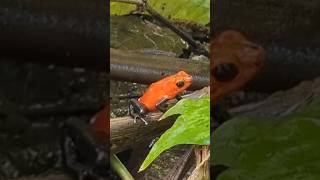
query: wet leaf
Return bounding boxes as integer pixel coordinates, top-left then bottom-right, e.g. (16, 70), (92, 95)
(139, 97), (210, 171)
(111, 0), (210, 25)
(110, 15), (187, 53)
(212, 99), (320, 180)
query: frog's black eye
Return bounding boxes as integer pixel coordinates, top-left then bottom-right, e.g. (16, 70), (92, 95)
(176, 80), (185, 88)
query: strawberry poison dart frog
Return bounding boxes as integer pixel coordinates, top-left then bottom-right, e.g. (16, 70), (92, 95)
(129, 71), (193, 124)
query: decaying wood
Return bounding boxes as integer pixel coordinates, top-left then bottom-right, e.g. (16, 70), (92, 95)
(187, 145), (210, 180)
(110, 112), (175, 153)
(165, 145), (195, 180)
(229, 76), (320, 118)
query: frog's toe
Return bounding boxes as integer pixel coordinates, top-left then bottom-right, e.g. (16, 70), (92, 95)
(140, 117), (148, 125)
(133, 116), (138, 123)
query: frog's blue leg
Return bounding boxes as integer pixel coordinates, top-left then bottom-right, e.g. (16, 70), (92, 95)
(130, 110), (148, 125)
(129, 99), (148, 125)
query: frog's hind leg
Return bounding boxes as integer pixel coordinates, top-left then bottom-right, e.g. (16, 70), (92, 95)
(156, 98), (169, 112)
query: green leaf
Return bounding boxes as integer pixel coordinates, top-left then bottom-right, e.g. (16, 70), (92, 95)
(139, 97), (210, 171)
(110, 2), (136, 15)
(110, 0), (210, 25)
(212, 100), (320, 180)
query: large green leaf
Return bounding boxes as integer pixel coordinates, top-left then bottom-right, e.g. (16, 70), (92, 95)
(139, 97), (210, 171)
(212, 100), (320, 180)
(110, 0), (210, 25)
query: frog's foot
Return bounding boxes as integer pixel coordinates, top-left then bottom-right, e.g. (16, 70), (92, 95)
(132, 113), (148, 125)
(138, 116), (148, 125)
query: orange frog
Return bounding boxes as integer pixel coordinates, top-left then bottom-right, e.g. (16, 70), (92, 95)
(211, 30), (265, 102)
(129, 71), (193, 124)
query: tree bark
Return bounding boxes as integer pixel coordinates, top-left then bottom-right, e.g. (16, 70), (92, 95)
(110, 112), (175, 153)
(110, 48), (209, 90)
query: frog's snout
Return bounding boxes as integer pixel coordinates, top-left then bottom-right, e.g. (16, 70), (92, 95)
(184, 76), (193, 83)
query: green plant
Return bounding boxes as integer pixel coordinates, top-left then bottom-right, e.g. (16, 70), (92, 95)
(139, 96), (210, 171)
(212, 99), (320, 180)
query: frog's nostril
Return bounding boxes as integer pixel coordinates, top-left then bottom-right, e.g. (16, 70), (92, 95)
(185, 76), (193, 83)
(213, 63), (239, 82)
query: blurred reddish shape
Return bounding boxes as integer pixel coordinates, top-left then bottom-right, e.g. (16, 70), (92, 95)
(211, 30), (266, 102)
(90, 105), (109, 145)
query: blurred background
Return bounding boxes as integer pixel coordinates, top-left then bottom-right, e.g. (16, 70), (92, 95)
(0, 0), (108, 179)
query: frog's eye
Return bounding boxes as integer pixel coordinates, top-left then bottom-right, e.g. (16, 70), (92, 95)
(176, 80), (185, 88)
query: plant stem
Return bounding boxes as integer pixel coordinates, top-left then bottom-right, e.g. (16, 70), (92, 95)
(110, 153), (135, 180)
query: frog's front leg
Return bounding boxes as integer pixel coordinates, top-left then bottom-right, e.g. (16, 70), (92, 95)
(175, 94), (183, 101)
(130, 110), (149, 125)
(155, 98), (169, 112)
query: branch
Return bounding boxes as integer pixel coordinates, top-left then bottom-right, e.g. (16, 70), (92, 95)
(110, 48), (209, 90)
